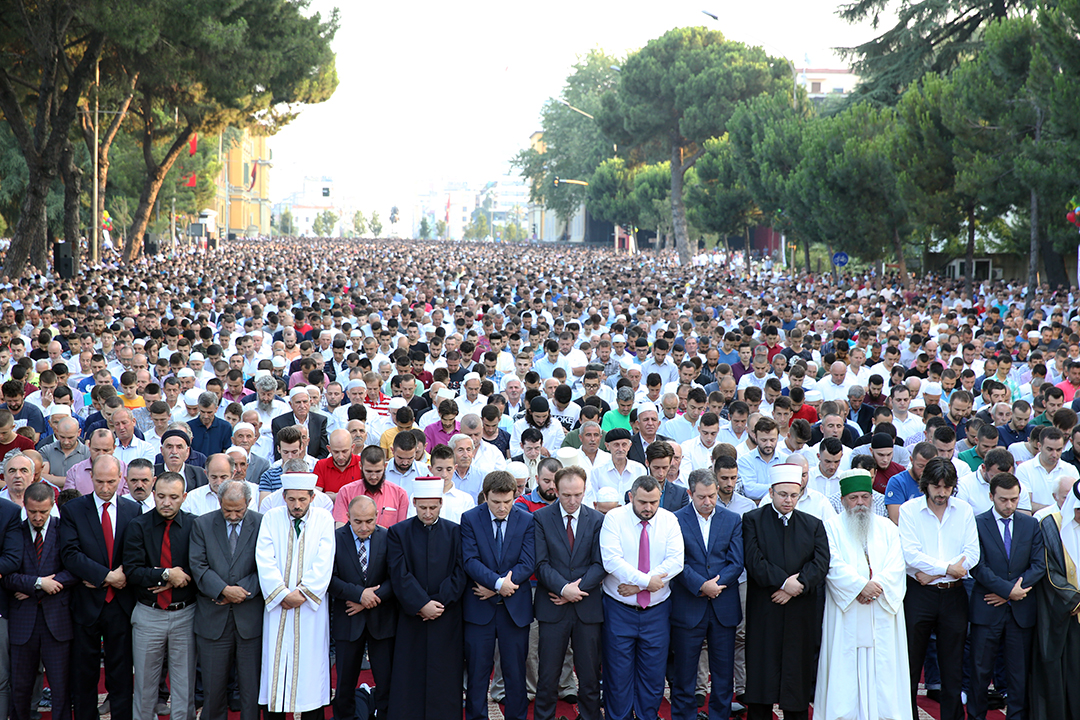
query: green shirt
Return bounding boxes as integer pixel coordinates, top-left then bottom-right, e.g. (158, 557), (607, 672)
(601, 410), (632, 434)
(1032, 411), (1052, 427)
(957, 447), (983, 472)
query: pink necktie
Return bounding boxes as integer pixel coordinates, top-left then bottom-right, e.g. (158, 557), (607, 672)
(637, 519), (650, 608)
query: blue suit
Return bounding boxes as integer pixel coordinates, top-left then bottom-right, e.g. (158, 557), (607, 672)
(968, 509), (1044, 720)
(671, 503), (744, 720)
(460, 503), (535, 720)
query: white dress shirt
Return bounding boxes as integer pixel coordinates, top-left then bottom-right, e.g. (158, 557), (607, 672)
(183, 481), (260, 515)
(114, 435), (157, 466)
(600, 503), (684, 607)
(680, 436), (719, 480)
(589, 459), (647, 503)
(93, 492), (118, 542)
(1015, 456), (1079, 507)
(956, 469), (1032, 515)
(897, 496), (980, 584)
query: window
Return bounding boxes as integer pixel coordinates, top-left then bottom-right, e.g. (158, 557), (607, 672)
(811, 81), (822, 93)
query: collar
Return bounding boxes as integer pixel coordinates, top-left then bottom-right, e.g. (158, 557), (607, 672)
(992, 508), (1011, 524)
(561, 505), (580, 521)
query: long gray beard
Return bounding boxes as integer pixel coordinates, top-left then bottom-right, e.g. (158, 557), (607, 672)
(843, 504), (872, 550)
(257, 400), (274, 414)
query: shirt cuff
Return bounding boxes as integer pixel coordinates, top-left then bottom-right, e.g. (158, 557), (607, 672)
(494, 577), (504, 592)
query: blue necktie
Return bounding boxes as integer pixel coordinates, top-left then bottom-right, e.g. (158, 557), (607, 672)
(1002, 518), (1012, 559)
(495, 518), (505, 561)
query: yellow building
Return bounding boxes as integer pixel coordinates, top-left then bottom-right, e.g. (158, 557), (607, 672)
(214, 129), (272, 238)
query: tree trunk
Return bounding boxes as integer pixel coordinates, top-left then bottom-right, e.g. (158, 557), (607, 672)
(670, 131), (705, 266)
(1040, 234), (1068, 291)
(125, 95), (194, 261)
(964, 203), (975, 299)
(827, 244), (838, 284)
(892, 227), (911, 290)
(802, 234), (811, 274)
(59, 140), (82, 275)
(0, 32), (105, 278)
(1027, 188), (1039, 316)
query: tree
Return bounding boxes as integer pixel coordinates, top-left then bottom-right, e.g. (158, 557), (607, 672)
(631, 163), (676, 249)
(512, 49), (622, 224)
(435, 219), (447, 240)
(370, 211), (383, 238)
(418, 216), (432, 240)
(311, 209), (338, 237)
(839, 0), (1029, 107)
(279, 208), (294, 235)
(121, 0), (339, 260)
(588, 157), (639, 230)
(597, 27), (792, 264)
(352, 210), (367, 236)
(686, 135), (760, 251)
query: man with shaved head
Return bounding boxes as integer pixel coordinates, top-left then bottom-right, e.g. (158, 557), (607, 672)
(314, 429), (361, 502)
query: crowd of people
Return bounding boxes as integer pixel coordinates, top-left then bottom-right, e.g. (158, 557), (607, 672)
(0, 237), (1075, 720)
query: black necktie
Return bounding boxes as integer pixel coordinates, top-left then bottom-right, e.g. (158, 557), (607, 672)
(495, 518), (505, 561)
(358, 539), (368, 579)
(228, 523), (239, 556)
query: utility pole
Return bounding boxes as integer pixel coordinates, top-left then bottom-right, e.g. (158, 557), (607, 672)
(91, 59), (100, 264)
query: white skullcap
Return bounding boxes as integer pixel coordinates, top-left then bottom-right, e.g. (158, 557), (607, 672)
(556, 447), (578, 464)
(232, 422), (255, 435)
(254, 369), (272, 379)
(922, 382), (942, 396)
(910, 398), (926, 409)
(770, 463), (803, 487)
(596, 487), (621, 503)
(804, 390), (823, 402)
(280, 473), (318, 491)
(618, 354), (634, 370)
(507, 461), (529, 478)
(288, 386), (309, 400)
(388, 397), (406, 409)
(463, 372), (480, 383)
(612, 334), (626, 343)
(48, 404), (72, 417)
(271, 356), (286, 368)
(635, 402), (659, 417)
(177, 368), (196, 378)
(412, 478), (444, 499)
(437, 388), (456, 401)
(345, 380), (365, 392)
(183, 389), (202, 405)
(189, 352), (205, 362)
(350, 330), (363, 338)
(225, 445), (248, 458)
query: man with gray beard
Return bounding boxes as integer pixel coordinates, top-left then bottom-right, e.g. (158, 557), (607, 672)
(815, 469), (912, 720)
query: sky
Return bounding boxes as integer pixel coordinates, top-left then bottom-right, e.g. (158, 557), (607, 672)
(269, 0), (888, 215)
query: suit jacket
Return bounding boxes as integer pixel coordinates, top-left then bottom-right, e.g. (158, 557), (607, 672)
(460, 503), (535, 627)
(245, 454), (271, 486)
(328, 525), (396, 641)
(153, 463), (208, 491)
(2, 518), (72, 643)
(58, 493), (141, 624)
(852, 404), (875, 435)
(623, 480), (689, 513)
(970, 509), (1045, 628)
(533, 502), (605, 624)
(0, 499), (21, 619)
(188, 509), (264, 640)
(627, 433), (672, 466)
(271, 411), (329, 460)
(671, 503), (743, 628)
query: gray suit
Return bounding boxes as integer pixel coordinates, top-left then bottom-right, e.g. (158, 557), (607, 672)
(244, 455), (270, 488)
(154, 463), (208, 492)
(188, 510), (263, 720)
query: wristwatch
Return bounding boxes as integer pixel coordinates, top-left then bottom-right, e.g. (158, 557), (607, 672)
(161, 568), (170, 584)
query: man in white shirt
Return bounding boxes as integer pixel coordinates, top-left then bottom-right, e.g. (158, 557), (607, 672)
(599, 474), (684, 720)
(955, 448), (1029, 515)
(680, 412), (722, 481)
(184, 453), (259, 516)
(1015, 427), (1079, 513)
(897, 456), (979, 720)
(819, 362), (852, 403)
(589, 429), (646, 504)
(112, 409), (156, 466)
(807, 437), (845, 498)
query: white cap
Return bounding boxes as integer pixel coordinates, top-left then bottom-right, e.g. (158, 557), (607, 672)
(804, 390), (823, 402)
(437, 388), (456, 401)
(280, 473), (318, 491)
(189, 352), (205, 362)
(922, 382), (942, 396)
(183, 389), (202, 406)
(412, 479), (444, 499)
(289, 386), (309, 400)
(612, 334), (626, 343)
(388, 397), (406, 409)
(350, 330), (363, 338)
(618, 354), (634, 370)
(596, 486), (621, 503)
(635, 402), (659, 417)
(48, 404), (72, 417)
(463, 372), (480, 383)
(272, 356), (286, 368)
(770, 464), (803, 487)
(345, 380), (365, 392)
(910, 398), (926, 409)
(225, 445), (248, 458)
(232, 422), (255, 436)
(556, 447), (578, 464)
(507, 461), (529, 478)
(254, 369), (272, 379)
(177, 368), (196, 378)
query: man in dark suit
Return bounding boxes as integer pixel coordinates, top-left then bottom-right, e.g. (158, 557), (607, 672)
(624, 440), (689, 513)
(5, 481), (71, 720)
(671, 468), (744, 720)
(533, 465), (606, 720)
(189, 480), (263, 720)
(155, 428), (208, 491)
(626, 403), (670, 466)
(460, 470), (535, 720)
(328, 494), (396, 720)
(59, 454), (141, 720)
(968, 472), (1045, 720)
(271, 388), (329, 460)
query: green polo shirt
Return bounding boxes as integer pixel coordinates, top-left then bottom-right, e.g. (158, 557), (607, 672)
(957, 447), (983, 472)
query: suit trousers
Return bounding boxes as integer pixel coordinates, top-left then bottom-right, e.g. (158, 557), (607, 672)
(11, 609), (69, 720)
(465, 603), (530, 720)
(333, 629), (393, 720)
(602, 596), (670, 720)
(490, 586), (576, 700)
(905, 580), (968, 720)
(196, 612), (261, 720)
(968, 614), (1032, 720)
(0, 618), (11, 720)
(72, 601), (133, 720)
(670, 614), (736, 720)
(130, 603), (196, 720)
(733, 581), (747, 696)
(534, 615), (602, 720)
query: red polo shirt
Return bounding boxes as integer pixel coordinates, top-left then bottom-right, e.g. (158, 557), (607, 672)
(314, 454), (362, 493)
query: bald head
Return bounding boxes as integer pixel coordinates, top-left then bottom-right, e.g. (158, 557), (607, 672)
(329, 428), (354, 469)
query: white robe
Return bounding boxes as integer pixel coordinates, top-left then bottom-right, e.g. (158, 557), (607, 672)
(815, 512), (912, 720)
(256, 504), (336, 712)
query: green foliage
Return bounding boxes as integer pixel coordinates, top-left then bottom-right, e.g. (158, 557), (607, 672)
(587, 157), (638, 227)
(686, 135), (760, 241)
(418, 216), (431, 240)
(370, 211), (383, 238)
(464, 214), (490, 241)
(631, 162), (675, 244)
(435, 219), (447, 240)
(511, 49), (622, 223)
(352, 210), (367, 236)
(311, 209), (339, 237)
(278, 208), (294, 235)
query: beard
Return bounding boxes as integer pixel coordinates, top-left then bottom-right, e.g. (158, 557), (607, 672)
(538, 485), (557, 502)
(843, 504), (873, 549)
(257, 400), (274, 414)
(363, 476), (384, 493)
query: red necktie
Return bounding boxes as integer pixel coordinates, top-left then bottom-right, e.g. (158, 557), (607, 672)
(637, 520), (650, 608)
(34, 529), (43, 562)
(101, 501), (114, 603)
(157, 519), (173, 609)
(566, 515), (575, 551)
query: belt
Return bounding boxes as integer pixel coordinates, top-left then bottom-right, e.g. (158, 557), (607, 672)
(931, 581), (962, 590)
(139, 599), (192, 611)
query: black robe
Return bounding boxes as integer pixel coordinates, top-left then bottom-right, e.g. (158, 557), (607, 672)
(386, 516), (467, 720)
(741, 504), (830, 710)
(1031, 513), (1080, 720)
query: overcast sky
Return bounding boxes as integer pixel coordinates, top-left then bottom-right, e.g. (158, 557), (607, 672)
(269, 0), (887, 213)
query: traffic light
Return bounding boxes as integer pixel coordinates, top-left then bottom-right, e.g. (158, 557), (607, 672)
(553, 177), (560, 187)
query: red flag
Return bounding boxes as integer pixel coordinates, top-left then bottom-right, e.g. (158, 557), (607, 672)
(189, 132), (198, 156)
(249, 163), (257, 191)
(445, 195), (451, 223)
(185, 173), (197, 187)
